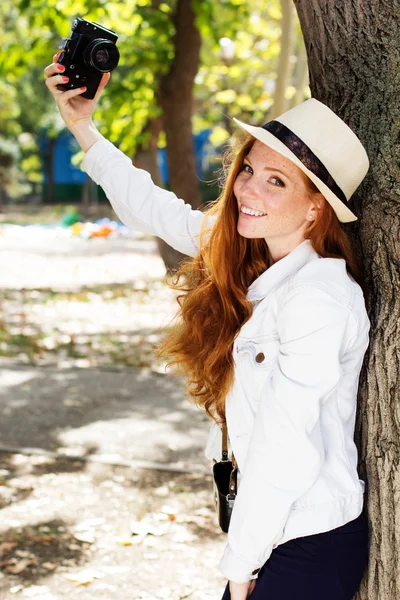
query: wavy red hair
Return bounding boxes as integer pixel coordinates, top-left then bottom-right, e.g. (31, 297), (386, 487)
(156, 134), (368, 425)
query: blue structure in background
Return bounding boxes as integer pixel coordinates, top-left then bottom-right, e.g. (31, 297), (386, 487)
(38, 127), (217, 202)
(38, 130), (87, 184)
(157, 128), (214, 186)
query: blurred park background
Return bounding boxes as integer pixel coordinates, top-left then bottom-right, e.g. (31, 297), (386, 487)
(0, 0), (310, 598)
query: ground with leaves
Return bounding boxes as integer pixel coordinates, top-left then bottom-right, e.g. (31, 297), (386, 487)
(0, 208), (227, 600)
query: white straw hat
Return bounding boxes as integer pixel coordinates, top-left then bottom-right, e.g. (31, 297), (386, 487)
(233, 98), (370, 223)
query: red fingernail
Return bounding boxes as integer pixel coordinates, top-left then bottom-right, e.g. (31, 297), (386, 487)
(62, 76), (69, 82)
(80, 87), (86, 91)
(57, 65), (65, 72)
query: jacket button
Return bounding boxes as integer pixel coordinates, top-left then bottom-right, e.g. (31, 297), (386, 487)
(255, 352), (265, 363)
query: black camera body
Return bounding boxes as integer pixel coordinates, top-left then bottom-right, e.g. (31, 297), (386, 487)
(57, 17), (119, 99)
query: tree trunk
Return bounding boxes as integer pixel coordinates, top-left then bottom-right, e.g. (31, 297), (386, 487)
(134, 115), (186, 273)
(157, 0), (202, 216)
(293, 2), (400, 599)
(270, 0), (295, 118)
(134, 116), (164, 187)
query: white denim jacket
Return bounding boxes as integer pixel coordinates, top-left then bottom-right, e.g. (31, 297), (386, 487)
(82, 139), (371, 584)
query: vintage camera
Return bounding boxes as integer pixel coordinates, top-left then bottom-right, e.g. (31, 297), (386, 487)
(57, 17), (120, 99)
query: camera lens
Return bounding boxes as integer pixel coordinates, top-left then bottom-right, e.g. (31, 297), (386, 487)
(84, 39), (120, 73)
(94, 48), (109, 65)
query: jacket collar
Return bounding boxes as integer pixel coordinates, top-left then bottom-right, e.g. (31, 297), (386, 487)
(247, 238), (319, 302)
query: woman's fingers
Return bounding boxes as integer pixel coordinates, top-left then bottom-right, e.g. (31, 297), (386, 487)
(43, 51), (63, 77)
(44, 73), (87, 104)
(56, 86), (87, 104)
(44, 62), (65, 78)
(44, 74), (69, 98)
(44, 64), (108, 101)
(45, 73), (68, 89)
(100, 72), (111, 88)
(247, 580), (257, 597)
(53, 50), (63, 62)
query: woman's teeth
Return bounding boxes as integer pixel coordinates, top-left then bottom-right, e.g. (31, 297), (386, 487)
(240, 205), (267, 217)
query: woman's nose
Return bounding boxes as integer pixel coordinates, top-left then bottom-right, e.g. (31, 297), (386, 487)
(238, 176), (261, 199)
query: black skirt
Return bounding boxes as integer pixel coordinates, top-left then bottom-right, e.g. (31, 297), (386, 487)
(221, 508), (369, 600)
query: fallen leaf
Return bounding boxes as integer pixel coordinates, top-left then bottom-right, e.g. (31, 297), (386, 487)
(130, 519), (151, 537)
(130, 518), (169, 537)
(75, 518), (105, 529)
(153, 486), (169, 497)
(73, 531), (95, 544)
(64, 568), (106, 586)
(160, 505), (177, 517)
(63, 399), (82, 407)
(42, 562), (57, 571)
(68, 543), (81, 551)
(37, 536), (55, 545)
(130, 535), (146, 545)
(9, 585), (24, 594)
(0, 541), (17, 555)
(6, 558), (35, 574)
(118, 538), (133, 546)
(15, 550), (33, 558)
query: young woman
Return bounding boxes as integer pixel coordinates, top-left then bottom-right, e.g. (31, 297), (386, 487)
(44, 58), (371, 600)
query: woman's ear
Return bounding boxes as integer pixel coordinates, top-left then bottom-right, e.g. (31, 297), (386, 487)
(314, 193), (326, 211)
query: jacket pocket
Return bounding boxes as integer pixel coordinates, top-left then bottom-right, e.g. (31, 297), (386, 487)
(235, 335), (279, 370)
(235, 335), (279, 405)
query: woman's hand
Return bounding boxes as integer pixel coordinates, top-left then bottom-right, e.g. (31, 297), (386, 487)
(229, 579), (256, 599)
(43, 51), (110, 131)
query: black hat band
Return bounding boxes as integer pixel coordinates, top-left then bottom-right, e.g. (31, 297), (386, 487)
(261, 120), (347, 205)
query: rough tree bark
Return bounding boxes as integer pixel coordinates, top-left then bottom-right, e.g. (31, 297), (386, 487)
(293, 2), (400, 599)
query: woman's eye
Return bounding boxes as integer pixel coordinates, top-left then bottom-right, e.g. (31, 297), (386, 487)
(270, 176), (285, 187)
(239, 165), (285, 187)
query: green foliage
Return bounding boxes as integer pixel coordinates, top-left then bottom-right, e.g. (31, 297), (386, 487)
(194, 0), (286, 137)
(0, 0), (307, 197)
(0, 135), (32, 197)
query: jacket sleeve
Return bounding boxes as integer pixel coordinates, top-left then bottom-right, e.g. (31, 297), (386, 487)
(81, 138), (214, 257)
(219, 285), (356, 583)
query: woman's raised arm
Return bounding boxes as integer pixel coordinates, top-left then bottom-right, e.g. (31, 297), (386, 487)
(44, 53), (211, 257)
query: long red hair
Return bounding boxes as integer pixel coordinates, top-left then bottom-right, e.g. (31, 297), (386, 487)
(156, 134), (368, 425)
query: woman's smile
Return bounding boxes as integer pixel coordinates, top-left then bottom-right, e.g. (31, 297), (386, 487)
(239, 203), (268, 218)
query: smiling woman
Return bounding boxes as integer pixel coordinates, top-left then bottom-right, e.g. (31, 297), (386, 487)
(158, 117), (369, 430)
(43, 54), (372, 597)
(155, 103), (371, 597)
(234, 141), (325, 263)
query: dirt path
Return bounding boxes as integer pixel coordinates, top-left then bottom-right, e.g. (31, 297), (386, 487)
(0, 219), (227, 600)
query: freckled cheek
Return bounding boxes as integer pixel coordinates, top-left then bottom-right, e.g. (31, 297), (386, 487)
(260, 189), (286, 213)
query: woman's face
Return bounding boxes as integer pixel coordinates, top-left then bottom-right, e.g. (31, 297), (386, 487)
(234, 140), (322, 244)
